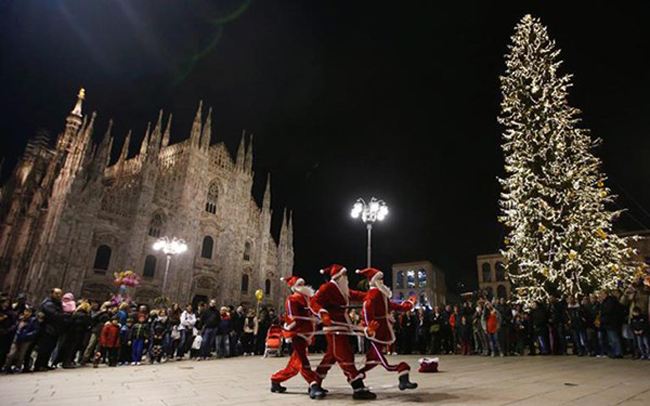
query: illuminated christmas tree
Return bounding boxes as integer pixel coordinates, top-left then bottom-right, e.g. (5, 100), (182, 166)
(497, 15), (640, 304)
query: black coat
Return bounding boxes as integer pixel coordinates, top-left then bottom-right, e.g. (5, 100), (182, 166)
(39, 297), (65, 336)
(201, 307), (220, 329)
(232, 311), (245, 333)
(600, 296), (623, 330)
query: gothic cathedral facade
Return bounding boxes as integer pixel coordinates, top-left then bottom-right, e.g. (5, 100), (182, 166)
(0, 90), (294, 310)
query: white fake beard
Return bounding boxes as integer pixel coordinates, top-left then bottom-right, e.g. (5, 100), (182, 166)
(372, 279), (392, 298)
(335, 274), (350, 298)
(294, 284), (314, 298)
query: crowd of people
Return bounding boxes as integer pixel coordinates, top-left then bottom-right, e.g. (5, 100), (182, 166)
(0, 288), (281, 374)
(386, 287), (650, 360)
(2, 281), (649, 375)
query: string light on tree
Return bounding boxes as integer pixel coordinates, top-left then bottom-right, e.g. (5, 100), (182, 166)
(497, 15), (641, 305)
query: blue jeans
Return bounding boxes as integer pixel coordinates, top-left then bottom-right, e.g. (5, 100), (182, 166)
(132, 339), (145, 362)
(537, 333), (549, 355)
(176, 329), (191, 358)
(216, 334), (230, 358)
(571, 328), (588, 355)
(635, 334), (650, 357)
(606, 329), (622, 357)
(487, 332), (501, 356)
(200, 328), (217, 358)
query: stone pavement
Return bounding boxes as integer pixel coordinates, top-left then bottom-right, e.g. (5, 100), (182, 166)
(1, 354), (649, 405)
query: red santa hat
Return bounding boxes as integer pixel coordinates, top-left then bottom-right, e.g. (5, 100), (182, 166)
(320, 264), (347, 280)
(355, 267), (384, 284)
(280, 276), (305, 290)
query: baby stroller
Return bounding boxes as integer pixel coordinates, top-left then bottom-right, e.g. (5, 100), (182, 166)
(263, 325), (283, 358)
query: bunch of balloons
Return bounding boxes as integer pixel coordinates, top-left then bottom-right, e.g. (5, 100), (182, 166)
(113, 270), (141, 288)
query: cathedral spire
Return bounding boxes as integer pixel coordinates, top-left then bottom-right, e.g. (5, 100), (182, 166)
(77, 112), (97, 167)
(147, 110), (163, 161)
(71, 87), (85, 117)
(162, 113), (172, 147)
(262, 173), (271, 211)
(288, 210), (294, 247)
(236, 130), (246, 170)
(279, 207), (289, 247)
(151, 110), (163, 146)
(190, 100), (203, 148)
(119, 130), (131, 163)
(245, 134), (254, 174)
(201, 107), (212, 151)
(93, 119), (113, 173)
(139, 122), (151, 157)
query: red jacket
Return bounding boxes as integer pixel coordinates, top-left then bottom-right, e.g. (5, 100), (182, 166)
(100, 323), (121, 348)
(282, 292), (316, 340)
(361, 287), (413, 344)
(310, 281), (366, 333)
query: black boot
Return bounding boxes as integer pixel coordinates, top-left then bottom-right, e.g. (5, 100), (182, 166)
(398, 373), (418, 390)
(270, 382), (287, 393)
(309, 383), (326, 399)
(307, 385), (329, 394)
(351, 379), (377, 400)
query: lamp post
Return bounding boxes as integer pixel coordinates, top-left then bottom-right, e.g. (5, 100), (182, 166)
(351, 197), (388, 268)
(153, 236), (188, 296)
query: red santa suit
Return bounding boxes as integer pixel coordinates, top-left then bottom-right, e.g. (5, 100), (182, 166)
(357, 268), (416, 379)
(271, 277), (320, 386)
(310, 264), (368, 384)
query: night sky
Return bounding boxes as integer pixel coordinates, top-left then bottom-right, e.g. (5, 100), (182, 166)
(1, 1), (649, 293)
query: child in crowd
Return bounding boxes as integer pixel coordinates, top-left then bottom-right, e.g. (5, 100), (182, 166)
(150, 311), (167, 364)
(119, 318), (133, 365)
(458, 315), (471, 355)
(2, 306), (39, 373)
(129, 313), (149, 365)
(98, 316), (121, 367)
(630, 306), (649, 360)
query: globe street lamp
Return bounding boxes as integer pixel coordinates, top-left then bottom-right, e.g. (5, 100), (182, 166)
(351, 197), (388, 268)
(153, 236), (188, 295)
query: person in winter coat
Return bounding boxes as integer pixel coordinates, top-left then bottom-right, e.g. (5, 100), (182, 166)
(472, 303), (488, 355)
(3, 306), (39, 373)
(98, 316), (121, 367)
(415, 308), (430, 355)
(242, 310), (258, 356)
(119, 318), (133, 365)
(176, 304), (196, 359)
(34, 288), (65, 371)
(530, 301), (549, 355)
(216, 306), (232, 358)
(149, 310), (169, 363)
(198, 300), (220, 360)
(458, 315), (472, 355)
(429, 307), (443, 354)
(231, 305), (246, 356)
(129, 313), (150, 365)
(566, 296), (588, 356)
(82, 302), (114, 364)
(117, 303), (129, 326)
(61, 302), (92, 368)
(630, 306), (649, 359)
(483, 303), (503, 357)
(599, 290), (624, 358)
(0, 296), (18, 368)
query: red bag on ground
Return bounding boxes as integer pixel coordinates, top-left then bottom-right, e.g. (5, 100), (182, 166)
(418, 357), (439, 373)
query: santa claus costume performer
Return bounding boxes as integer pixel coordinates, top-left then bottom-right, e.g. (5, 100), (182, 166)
(270, 276), (326, 399)
(310, 264), (379, 400)
(357, 267), (418, 390)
